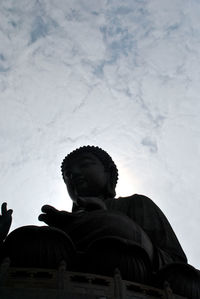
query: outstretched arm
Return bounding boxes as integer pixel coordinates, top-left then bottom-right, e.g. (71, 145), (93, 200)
(0, 202), (13, 242)
(39, 198), (106, 229)
(38, 205), (79, 229)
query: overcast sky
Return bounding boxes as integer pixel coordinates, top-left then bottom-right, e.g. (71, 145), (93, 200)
(0, 0), (200, 269)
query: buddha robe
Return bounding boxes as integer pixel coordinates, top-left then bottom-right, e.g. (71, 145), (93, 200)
(67, 194), (187, 271)
(104, 194), (187, 269)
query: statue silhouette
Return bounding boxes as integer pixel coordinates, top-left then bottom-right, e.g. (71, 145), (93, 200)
(1, 146), (199, 298)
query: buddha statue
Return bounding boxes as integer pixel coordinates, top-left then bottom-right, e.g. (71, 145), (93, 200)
(0, 146), (199, 298)
(40, 146), (187, 264)
(38, 147), (187, 278)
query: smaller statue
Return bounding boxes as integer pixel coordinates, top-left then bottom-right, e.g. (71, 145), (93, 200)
(0, 203), (12, 243)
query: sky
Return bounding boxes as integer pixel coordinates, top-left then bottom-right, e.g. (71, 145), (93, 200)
(0, 0), (200, 269)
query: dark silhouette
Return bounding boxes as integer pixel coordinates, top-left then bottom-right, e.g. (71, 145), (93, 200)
(39, 147), (187, 267)
(0, 203), (12, 242)
(1, 146), (200, 298)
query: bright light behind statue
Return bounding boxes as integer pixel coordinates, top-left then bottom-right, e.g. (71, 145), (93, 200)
(55, 181), (72, 212)
(116, 165), (139, 198)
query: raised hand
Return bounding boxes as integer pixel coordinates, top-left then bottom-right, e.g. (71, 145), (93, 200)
(38, 205), (78, 229)
(0, 202), (13, 241)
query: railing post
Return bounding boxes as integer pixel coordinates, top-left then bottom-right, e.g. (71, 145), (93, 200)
(57, 260), (67, 289)
(0, 257), (10, 286)
(163, 281), (174, 299)
(114, 268), (126, 299)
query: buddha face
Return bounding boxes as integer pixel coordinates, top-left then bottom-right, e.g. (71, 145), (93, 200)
(63, 152), (109, 201)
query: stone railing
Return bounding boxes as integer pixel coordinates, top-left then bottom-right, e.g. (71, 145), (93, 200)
(0, 258), (186, 299)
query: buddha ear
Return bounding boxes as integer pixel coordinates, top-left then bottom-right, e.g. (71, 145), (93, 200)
(106, 166), (116, 198)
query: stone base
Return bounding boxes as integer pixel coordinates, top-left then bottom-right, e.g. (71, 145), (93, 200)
(0, 261), (185, 299)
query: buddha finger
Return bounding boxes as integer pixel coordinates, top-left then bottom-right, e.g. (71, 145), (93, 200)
(1, 202), (7, 215)
(41, 205), (58, 214)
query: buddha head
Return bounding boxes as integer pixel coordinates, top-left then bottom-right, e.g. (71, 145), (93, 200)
(61, 146), (118, 203)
